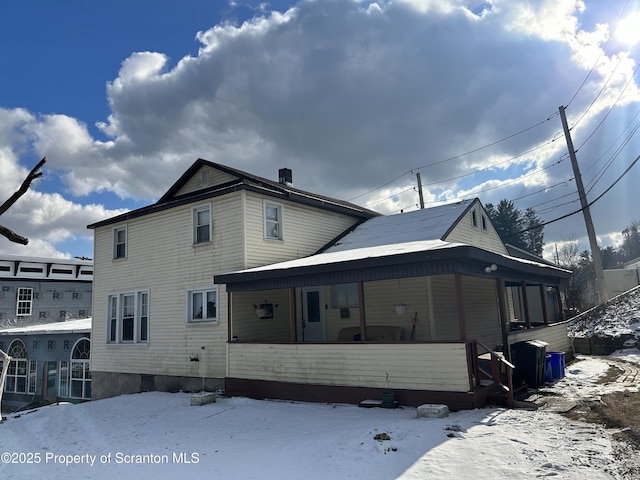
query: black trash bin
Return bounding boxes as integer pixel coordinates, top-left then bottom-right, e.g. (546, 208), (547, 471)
(511, 340), (548, 388)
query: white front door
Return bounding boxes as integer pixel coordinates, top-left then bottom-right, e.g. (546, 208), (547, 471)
(301, 287), (325, 341)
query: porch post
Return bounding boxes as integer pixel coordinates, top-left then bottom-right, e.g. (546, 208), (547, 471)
(358, 281), (367, 341)
(556, 286), (566, 321)
(539, 283), (549, 325)
(496, 277), (511, 362)
(289, 287), (297, 341)
(454, 273), (467, 340)
(227, 291), (233, 342)
(520, 281), (531, 328)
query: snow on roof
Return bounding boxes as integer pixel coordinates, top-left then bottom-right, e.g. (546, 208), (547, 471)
(0, 253), (92, 265)
(0, 317), (91, 335)
(325, 199), (473, 252)
(232, 239), (460, 275)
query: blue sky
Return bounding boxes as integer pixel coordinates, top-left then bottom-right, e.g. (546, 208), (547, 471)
(0, 0), (639, 261)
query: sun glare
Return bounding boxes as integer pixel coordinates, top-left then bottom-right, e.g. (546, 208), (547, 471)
(616, 11), (640, 45)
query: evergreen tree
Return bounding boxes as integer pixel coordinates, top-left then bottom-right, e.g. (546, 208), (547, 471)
(522, 207), (544, 256)
(485, 199), (544, 256)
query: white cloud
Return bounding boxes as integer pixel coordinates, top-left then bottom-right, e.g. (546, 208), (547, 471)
(1, 0), (638, 258)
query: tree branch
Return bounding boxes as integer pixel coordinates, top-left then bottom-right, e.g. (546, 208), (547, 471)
(0, 157), (46, 245)
(0, 157), (46, 217)
(0, 225), (29, 245)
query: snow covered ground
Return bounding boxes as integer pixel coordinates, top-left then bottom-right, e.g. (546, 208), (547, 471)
(1, 353), (638, 480)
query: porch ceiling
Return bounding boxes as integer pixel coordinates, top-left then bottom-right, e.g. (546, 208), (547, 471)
(215, 244), (571, 292)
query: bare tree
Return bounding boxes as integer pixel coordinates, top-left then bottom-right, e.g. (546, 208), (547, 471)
(0, 157), (46, 245)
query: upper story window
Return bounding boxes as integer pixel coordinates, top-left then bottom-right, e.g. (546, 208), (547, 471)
(107, 290), (149, 344)
(187, 287), (218, 323)
(16, 287), (34, 316)
(193, 205), (211, 244)
(113, 226), (127, 259)
(472, 210), (478, 228)
(264, 201), (283, 240)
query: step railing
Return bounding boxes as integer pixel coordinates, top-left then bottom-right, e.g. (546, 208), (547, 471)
(475, 340), (515, 408)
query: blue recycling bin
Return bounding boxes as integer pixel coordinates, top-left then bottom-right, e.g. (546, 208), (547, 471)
(548, 352), (565, 379)
(544, 354), (553, 383)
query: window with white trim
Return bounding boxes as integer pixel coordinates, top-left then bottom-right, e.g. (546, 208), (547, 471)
(4, 340), (34, 394)
(107, 291), (149, 343)
(187, 287), (218, 323)
(264, 201), (283, 240)
(70, 338), (91, 399)
(193, 205), (211, 244)
(16, 287), (34, 316)
(113, 226), (127, 259)
(331, 283), (359, 308)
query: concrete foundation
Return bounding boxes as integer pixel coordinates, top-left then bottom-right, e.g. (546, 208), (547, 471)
(92, 371), (224, 400)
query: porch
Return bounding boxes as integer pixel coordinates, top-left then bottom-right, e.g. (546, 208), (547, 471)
(216, 244), (572, 410)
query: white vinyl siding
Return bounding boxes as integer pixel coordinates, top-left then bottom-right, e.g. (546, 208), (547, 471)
(245, 192), (359, 268)
(175, 166), (238, 196)
(228, 343), (471, 392)
(90, 194), (243, 379)
(445, 202), (508, 255)
(90, 186), (363, 381)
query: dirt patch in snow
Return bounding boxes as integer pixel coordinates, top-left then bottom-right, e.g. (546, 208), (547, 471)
(561, 361), (640, 479)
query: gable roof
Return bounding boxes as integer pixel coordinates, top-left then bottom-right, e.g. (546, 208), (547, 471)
(321, 198), (476, 253)
(215, 199), (570, 290)
(88, 158), (380, 229)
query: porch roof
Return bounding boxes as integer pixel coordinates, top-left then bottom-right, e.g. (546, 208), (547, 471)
(215, 240), (571, 292)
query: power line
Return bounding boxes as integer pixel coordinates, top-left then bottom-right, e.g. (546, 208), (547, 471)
(565, 0), (631, 110)
(513, 151), (640, 235)
(347, 115), (557, 202)
(575, 61), (640, 152)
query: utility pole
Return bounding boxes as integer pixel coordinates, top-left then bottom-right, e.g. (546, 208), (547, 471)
(559, 105), (609, 304)
(416, 172), (425, 209)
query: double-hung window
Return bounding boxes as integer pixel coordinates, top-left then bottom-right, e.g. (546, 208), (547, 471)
(264, 201), (283, 240)
(193, 205), (211, 244)
(113, 226), (127, 259)
(187, 287), (218, 323)
(16, 287), (33, 316)
(107, 291), (149, 343)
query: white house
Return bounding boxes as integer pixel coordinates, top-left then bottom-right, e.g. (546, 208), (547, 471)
(215, 199), (572, 409)
(87, 159), (378, 399)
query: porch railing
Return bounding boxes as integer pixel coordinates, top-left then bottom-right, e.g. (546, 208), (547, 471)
(474, 340), (515, 408)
